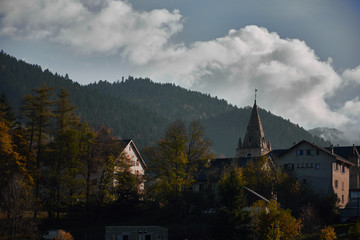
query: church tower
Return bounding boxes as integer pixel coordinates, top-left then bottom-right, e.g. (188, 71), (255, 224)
(236, 91), (271, 158)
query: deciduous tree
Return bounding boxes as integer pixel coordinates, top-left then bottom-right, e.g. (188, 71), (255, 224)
(251, 200), (302, 240)
(145, 119), (214, 217)
(211, 169), (251, 240)
(22, 83), (54, 219)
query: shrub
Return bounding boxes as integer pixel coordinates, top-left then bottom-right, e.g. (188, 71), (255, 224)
(319, 226), (336, 240)
(55, 230), (74, 240)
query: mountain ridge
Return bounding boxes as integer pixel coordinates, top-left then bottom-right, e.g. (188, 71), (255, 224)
(0, 50), (329, 156)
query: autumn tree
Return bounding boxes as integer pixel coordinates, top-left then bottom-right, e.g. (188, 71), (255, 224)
(93, 126), (123, 205)
(1, 175), (38, 240)
(211, 169), (251, 240)
(251, 200), (302, 240)
(46, 88), (80, 218)
(22, 83), (54, 219)
(241, 157), (276, 199)
(55, 230), (74, 240)
(0, 121), (28, 193)
(320, 226), (337, 240)
(113, 151), (141, 209)
(145, 119), (214, 217)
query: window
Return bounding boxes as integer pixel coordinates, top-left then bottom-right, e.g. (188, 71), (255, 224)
(296, 150), (304, 156)
(316, 149), (320, 155)
(297, 163), (300, 168)
(284, 163), (294, 171)
(136, 161), (139, 166)
(315, 164), (320, 169)
(306, 149), (314, 155)
(335, 180), (338, 188)
(311, 162), (314, 168)
(342, 195), (344, 203)
(306, 163), (309, 168)
(342, 182), (344, 191)
(342, 165), (346, 173)
(335, 163), (339, 171)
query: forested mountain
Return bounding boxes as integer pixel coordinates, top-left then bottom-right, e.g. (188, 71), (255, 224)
(87, 78), (235, 122)
(0, 50), (328, 156)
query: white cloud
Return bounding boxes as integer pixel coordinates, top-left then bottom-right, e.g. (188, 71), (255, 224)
(343, 65), (360, 85)
(0, 0), (183, 63)
(1, 0), (360, 137)
(146, 26), (349, 129)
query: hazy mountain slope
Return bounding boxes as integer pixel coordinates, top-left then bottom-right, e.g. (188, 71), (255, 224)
(309, 127), (349, 146)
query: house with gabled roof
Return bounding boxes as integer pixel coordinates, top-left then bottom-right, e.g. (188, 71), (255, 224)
(275, 140), (354, 208)
(118, 139), (147, 176)
(117, 139), (147, 191)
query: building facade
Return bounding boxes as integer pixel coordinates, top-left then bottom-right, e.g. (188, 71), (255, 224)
(115, 139), (147, 191)
(118, 139), (147, 177)
(276, 140), (354, 208)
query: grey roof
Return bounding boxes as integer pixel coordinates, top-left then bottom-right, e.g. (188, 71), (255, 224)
(279, 140), (354, 167)
(325, 145), (360, 159)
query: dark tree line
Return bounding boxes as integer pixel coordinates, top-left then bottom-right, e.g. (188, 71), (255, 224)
(0, 87), (141, 239)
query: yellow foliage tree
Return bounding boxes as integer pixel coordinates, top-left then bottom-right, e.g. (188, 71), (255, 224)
(319, 226), (337, 240)
(0, 121), (27, 188)
(251, 199), (302, 240)
(55, 230), (74, 240)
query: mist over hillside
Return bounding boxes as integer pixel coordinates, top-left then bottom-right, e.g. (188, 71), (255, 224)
(0, 51), (329, 156)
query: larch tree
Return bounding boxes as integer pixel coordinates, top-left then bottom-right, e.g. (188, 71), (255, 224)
(22, 83), (54, 220)
(49, 88), (80, 218)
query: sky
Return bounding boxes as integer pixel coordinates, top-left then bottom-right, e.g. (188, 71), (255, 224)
(1, 0), (360, 143)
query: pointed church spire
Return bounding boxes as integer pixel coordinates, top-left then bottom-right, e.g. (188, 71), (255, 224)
(236, 90), (271, 158)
